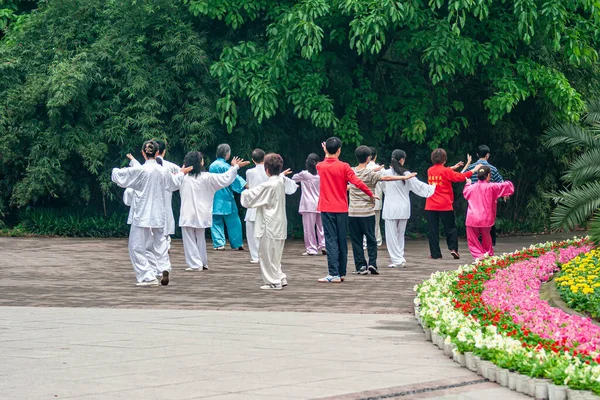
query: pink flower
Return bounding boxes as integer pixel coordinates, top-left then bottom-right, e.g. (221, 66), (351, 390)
(481, 245), (598, 352)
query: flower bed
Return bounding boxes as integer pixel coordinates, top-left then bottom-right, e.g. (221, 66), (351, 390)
(415, 238), (600, 396)
(555, 249), (600, 320)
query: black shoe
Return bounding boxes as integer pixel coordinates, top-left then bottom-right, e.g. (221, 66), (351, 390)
(238, 246), (245, 251)
(368, 265), (379, 275)
(161, 271), (169, 286)
(321, 249), (327, 255)
(450, 250), (460, 260)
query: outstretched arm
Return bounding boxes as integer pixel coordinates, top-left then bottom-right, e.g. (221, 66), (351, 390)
(493, 181), (514, 199)
(379, 172), (417, 181)
(111, 166), (145, 191)
(241, 184), (273, 209)
(345, 165), (374, 198)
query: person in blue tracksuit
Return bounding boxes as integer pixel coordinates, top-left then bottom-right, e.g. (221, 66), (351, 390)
(209, 143), (247, 250)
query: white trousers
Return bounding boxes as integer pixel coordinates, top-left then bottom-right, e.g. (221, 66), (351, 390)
(182, 227), (208, 270)
(364, 210), (383, 247)
(258, 236), (286, 285)
(246, 220), (259, 262)
(128, 225), (171, 282)
(167, 235), (171, 251)
(385, 219), (408, 265)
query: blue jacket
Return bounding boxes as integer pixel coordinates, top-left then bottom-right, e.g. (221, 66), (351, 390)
(209, 158), (247, 215)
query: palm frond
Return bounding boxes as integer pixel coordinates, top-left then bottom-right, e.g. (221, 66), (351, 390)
(548, 181), (600, 229)
(542, 123), (598, 149)
(589, 212), (600, 244)
(584, 99), (600, 125)
(562, 148), (600, 186)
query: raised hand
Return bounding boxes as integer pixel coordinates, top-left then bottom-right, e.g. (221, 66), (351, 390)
(181, 165), (193, 175)
(374, 165), (385, 172)
(231, 157), (250, 168)
(451, 161), (465, 170)
(321, 141), (327, 154)
(282, 168), (292, 176)
(406, 172), (417, 179)
(466, 154), (472, 165)
(126, 153), (134, 161)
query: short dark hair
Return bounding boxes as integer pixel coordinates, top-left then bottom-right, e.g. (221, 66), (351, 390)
(306, 153), (319, 175)
(477, 145), (491, 159)
(264, 153), (284, 176)
(183, 151), (205, 177)
(369, 147), (377, 158)
(431, 148), (447, 165)
(354, 145), (372, 164)
(155, 139), (167, 155)
(251, 148), (265, 163)
(477, 165), (491, 181)
(216, 143), (231, 159)
(142, 140), (159, 159)
(325, 137), (342, 155)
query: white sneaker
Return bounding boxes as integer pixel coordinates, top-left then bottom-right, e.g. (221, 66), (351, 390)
(318, 275), (341, 283)
(281, 278), (288, 287)
(250, 259), (259, 264)
(155, 273), (163, 279)
(302, 252), (317, 256)
(185, 267), (201, 272)
(136, 279), (159, 287)
(214, 246), (225, 251)
(260, 284), (282, 290)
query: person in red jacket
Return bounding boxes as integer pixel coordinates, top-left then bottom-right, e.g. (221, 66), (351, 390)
(425, 148), (481, 259)
(317, 137), (377, 283)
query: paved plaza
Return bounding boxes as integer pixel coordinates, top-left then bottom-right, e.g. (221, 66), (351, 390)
(0, 234), (568, 399)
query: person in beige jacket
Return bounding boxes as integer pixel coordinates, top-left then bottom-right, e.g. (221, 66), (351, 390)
(241, 153), (298, 290)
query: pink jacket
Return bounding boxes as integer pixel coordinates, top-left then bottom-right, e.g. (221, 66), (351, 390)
(463, 180), (514, 227)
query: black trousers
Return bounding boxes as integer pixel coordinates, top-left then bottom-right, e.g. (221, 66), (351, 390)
(426, 210), (458, 259)
(491, 224), (497, 246)
(348, 215), (377, 270)
(322, 212), (348, 277)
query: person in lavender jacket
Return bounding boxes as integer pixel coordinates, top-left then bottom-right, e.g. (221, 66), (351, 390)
(292, 153), (327, 256)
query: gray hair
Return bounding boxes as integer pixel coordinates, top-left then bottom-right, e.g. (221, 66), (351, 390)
(216, 143), (231, 159)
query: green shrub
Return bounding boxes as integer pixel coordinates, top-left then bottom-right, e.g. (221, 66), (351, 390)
(14, 209), (129, 238)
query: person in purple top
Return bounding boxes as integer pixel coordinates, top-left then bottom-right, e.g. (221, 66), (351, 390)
(292, 153), (327, 256)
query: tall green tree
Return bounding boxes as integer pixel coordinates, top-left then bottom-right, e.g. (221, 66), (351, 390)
(186, 0), (599, 147)
(0, 0), (219, 214)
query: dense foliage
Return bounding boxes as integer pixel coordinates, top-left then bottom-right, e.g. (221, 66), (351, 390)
(0, 0), (219, 216)
(2, 0), (600, 236)
(544, 101), (600, 242)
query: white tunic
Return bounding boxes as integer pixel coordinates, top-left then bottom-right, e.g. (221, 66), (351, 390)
(241, 176), (297, 240)
(159, 158), (181, 235)
(174, 166), (240, 229)
(111, 159), (178, 228)
(244, 164), (268, 222)
(381, 169), (435, 220)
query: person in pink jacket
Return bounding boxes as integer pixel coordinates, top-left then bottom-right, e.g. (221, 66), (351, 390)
(463, 166), (514, 260)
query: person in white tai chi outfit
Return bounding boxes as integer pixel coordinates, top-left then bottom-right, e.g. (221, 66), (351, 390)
(172, 151), (249, 272)
(244, 148), (268, 264)
(381, 149), (436, 268)
(112, 141), (188, 286)
(155, 140), (180, 251)
(241, 153), (298, 290)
